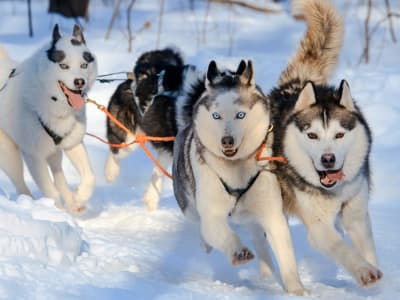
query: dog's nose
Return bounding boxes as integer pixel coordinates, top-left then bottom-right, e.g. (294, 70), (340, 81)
(321, 153), (336, 168)
(74, 78), (85, 89)
(221, 136), (234, 148)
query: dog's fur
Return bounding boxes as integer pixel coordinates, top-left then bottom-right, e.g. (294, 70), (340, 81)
(172, 61), (305, 295)
(104, 48), (186, 211)
(0, 24), (97, 213)
(269, 0), (383, 286)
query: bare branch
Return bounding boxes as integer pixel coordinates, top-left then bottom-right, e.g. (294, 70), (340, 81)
(210, 0), (282, 14)
(156, 0), (165, 48)
(127, 0), (137, 52)
(385, 0), (397, 43)
(105, 0), (123, 40)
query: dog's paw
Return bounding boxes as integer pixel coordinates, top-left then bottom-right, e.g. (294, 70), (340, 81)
(287, 286), (309, 296)
(232, 247), (254, 265)
(355, 264), (383, 286)
(104, 154), (120, 183)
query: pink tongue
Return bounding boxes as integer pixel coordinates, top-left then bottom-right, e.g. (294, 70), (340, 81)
(321, 170), (344, 185)
(64, 89), (84, 109)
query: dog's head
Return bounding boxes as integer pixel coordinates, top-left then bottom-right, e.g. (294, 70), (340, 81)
(284, 80), (371, 190)
(40, 24), (97, 110)
(194, 60), (270, 160)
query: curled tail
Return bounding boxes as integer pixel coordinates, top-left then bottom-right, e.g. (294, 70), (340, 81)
(279, 0), (343, 86)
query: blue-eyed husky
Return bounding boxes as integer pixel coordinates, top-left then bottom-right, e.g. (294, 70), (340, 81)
(0, 24), (97, 213)
(270, 0), (382, 287)
(172, 60), (305, 295)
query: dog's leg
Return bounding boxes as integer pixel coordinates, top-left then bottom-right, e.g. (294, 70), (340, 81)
(196, 166), (253, 265)
(64, 143), (95, 210)
(143, 150), (172, 211)
(0, 129), (31, 196)
(245, 172), (305, 295)
(297, 191), (382, 287)
(104, 137), (140, 182)
(47, 150), (76, 211)
(22, 152), (62, 207)
(341, 184), (379, 268)
(249, 224), (274, 278)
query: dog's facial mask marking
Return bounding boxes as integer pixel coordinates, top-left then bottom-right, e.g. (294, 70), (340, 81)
(47, 24), (66, 63)
(196, 60), (269, 159)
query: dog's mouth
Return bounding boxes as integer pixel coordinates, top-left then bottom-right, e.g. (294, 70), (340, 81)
(58, 81), (84, 110)
(317, 168), (344, 188)
(222, 148), (238, 157)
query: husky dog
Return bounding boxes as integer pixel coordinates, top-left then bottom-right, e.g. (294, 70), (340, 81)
(172, 60), (305, 295)
(104, 48), (187, 211)
(0, 24), (97, 213)
(269, 0), (383, 286)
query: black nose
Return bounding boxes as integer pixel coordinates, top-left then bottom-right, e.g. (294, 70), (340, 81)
(321, 153), (336, 168)
(74, 78), (85, 89)
(221, 136), (234, 149)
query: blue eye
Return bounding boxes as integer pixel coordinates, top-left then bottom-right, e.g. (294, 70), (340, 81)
(212, 112), (221, 120)
(236, 111), (246, 119)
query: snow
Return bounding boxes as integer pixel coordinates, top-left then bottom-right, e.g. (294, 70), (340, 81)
(0, 0), (399, 299)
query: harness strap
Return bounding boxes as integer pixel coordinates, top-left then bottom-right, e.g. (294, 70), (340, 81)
(219, 171), (261, 202)
(0, 68), (17, 92)
(85, 98), (175, 179)
(39, 118), (63, 145)
(255, 124), (287, 163)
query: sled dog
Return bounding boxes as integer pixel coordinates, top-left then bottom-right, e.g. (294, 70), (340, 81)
(172, 60), (305, 295)
(269, 0), (382, 286)
(0, 24), (97, 213)
(104, 47), (189, 211)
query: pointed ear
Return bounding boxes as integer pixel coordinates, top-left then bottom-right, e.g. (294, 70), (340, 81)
(240, 60), (255, 87)
(339, 80), (355, 111)
(52, 24), (61, 43)
(72, 24), (86, 44)
(295, 82), (316, 112)
(236, 60), (246, 75)
(206, 60), (219, 89)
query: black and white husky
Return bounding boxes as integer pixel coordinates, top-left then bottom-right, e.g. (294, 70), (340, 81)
(0, 24), (97, 213)
(270, 0), (382, 286)
(172, 61), (305, 295)
(104, 48), (186, 210)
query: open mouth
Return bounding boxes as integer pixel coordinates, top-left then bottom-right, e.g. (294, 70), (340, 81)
(222, 148), (238, 157)
(58, 81), (84, 110)
(317, 168), (344, 188)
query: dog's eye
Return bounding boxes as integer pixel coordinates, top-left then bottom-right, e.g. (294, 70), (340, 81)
(80, 63), (88, 69)
(236, 111), (246, 119)
(307, 132), (318, 140)
(59, 63), (69, 70)
(335, 132), (345, 139)
(212, 112), (221, 120)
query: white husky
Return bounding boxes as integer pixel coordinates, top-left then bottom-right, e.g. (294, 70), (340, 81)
(0, 24), (98, 213)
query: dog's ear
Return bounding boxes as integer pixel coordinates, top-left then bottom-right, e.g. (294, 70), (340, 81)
(236, 60), (246, 75)
(295, 82), (316, 112)
(52, 24), (61, 44)
(206, 60), (219, 89)
(338, 80), (355, 111)
(72, 24), (86, 44)
(239, 60), (255, 87)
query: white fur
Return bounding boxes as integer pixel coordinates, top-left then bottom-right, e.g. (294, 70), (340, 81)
(0, 28), (97, 213)
(187, 84), (305, 294)
(194, 89), (268, 160)
(283, 100), (380, 285)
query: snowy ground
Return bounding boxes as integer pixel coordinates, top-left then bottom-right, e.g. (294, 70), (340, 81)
(0, 0), (399, 299)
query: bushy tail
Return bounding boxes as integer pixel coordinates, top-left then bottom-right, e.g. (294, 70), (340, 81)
(278, 0), (343, 86)
(175, 65), (205, 131)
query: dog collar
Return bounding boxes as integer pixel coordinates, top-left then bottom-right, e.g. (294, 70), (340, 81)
(38, 118), (63, 145)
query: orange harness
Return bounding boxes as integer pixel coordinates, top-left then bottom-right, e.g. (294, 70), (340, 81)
(85, 98), (286, 180)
